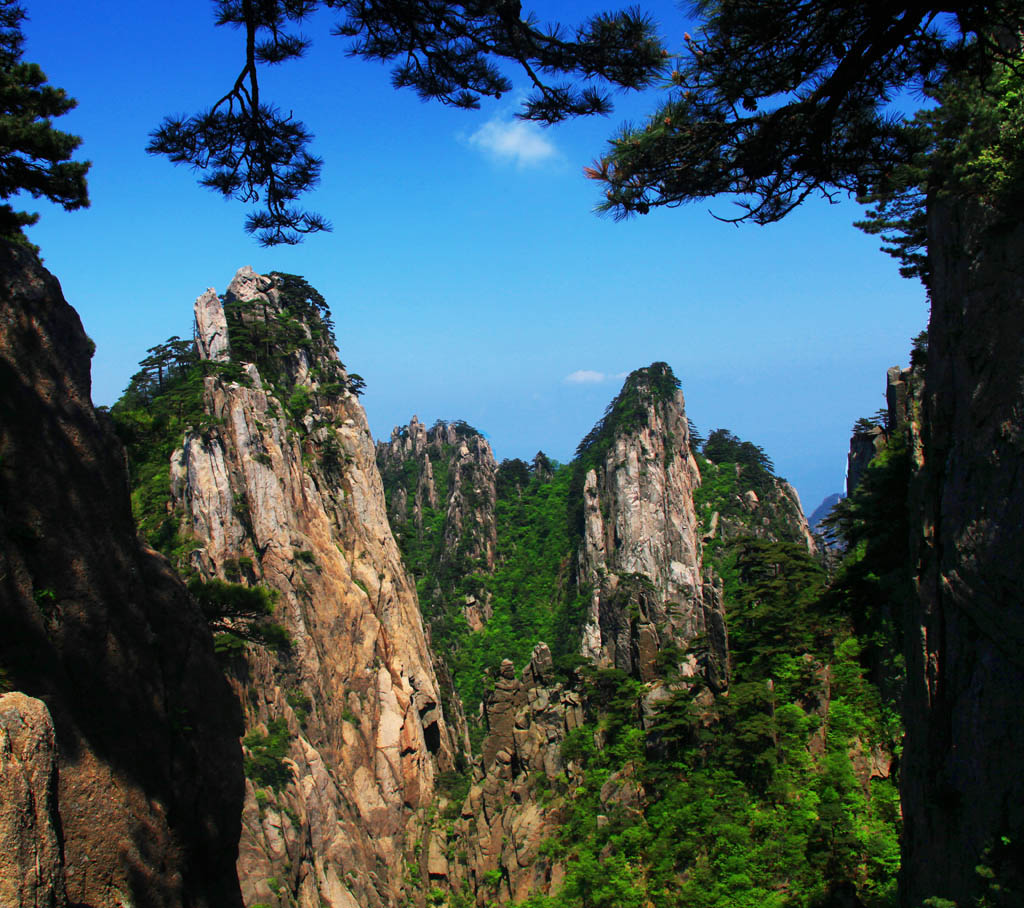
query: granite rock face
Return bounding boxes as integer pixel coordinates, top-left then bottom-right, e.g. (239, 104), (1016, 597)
(576, 366), (726, 683)
(172, 268), (456, 908)
(444, 646), (586, 906)
(900, 199), (1024, 905)
(0, 242), (243, 908)
(0, 693), (65, 908)
(378, 416), (499, 577)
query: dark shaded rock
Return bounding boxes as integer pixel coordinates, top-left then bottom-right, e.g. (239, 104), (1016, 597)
(901, 199), (1024, 906)
(847, 426), (886, 496)
(0, 242), (244, 908)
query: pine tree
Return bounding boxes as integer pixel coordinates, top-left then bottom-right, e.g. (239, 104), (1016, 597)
(148, 0), (667, 245)
(582, 1), (1022, 223)
(0, 0), (88, 241)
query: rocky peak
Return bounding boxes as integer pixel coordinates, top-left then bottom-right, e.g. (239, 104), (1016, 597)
(436, 644), (584, 904)
(441, 432), (498, 573)
(573, 363), (720, 680)
(378, 418), (499, 576)
(195, 286), (230, 362)
(167, 268), (455, 908)
(213, 266), (351, 399)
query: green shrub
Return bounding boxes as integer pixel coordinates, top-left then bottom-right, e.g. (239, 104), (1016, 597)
(244, 719), (292, 790)
(287, 386), (311, 420)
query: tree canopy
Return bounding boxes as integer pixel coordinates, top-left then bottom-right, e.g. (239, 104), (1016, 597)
(148, 0), (668, 245)
(585, 1), (1023, 225)
(0, 0), (89, 240)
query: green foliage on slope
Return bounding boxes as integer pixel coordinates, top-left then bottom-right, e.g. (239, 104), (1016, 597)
(501, 416), (900, 908)
(858, 57), (1024, 286)
(187, 577), (291, 657)
(383, 443), (587, 726)
(525, 538), (900, 908)
(224, 271), (345, 393)
(821, 432), (913, 716)
(110, 337), (237, 564)
(449, 464), (588, 714)
(384, 377), (904, 905)
(244, 718), (293, 790)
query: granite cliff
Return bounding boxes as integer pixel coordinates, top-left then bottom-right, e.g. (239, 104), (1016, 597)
(573, 365), (723, 683)
(0, 242), (244, 907)
(899, 200), (1024, 905)
(155, 268), (458, 908)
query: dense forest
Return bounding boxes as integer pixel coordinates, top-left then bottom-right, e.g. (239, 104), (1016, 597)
(373, 361), (910, 908)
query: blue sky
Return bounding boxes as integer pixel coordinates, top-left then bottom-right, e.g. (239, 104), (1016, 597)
(19, 0), (928, 515)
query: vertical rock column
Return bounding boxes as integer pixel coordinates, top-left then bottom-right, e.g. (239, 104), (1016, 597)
(0, 693), (66, 908)
(173, 269), (456, 908)
(576, 367), (720, 681)
(901, 199), (1024, 905)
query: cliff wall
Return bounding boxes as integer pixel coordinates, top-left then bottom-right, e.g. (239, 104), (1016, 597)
(901, 199), (1024, 905)
(575, 365), (727, 684)
(169, 268), (456, 908)
(0, 243), (243, 907)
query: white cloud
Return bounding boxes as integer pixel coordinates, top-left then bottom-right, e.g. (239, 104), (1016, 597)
(467, 117), (559, 167)
(565, 370), (608, 384)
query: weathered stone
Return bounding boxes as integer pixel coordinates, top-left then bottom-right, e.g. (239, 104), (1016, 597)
(172, 269), (456, 908)
(0, 693), (65, 908)
(901, 199), (1024, 905)
(195, 287), (230, 361)
(576, 368), (722, 680)
(0, 242), (243, 908)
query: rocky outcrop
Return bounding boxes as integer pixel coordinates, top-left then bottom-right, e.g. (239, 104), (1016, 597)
(440, 645), (585, 905)
(900, 198), (1024, 905)
(378, 417), (498, 576)
(576, 365), (725, 682)
(701, 466), (817, 553)
(847, 426), (886, 495)
(0, 242), (243, 908)
(0, 693), (65, 908)
(441, 433), (498, 573)
(171, 268), (455, 908)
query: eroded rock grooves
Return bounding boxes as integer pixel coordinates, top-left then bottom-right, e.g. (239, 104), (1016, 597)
(377, 365), (817, 905)
(0, 242), (243, 908)
(899, 200), (1024, 905)
(172, 267), (456, 908)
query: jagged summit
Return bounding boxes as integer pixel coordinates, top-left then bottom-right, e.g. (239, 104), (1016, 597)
(127, 268), (456, 908)
(194, 266), (362, 402)
(575, 361), (682, 460)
